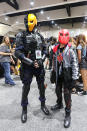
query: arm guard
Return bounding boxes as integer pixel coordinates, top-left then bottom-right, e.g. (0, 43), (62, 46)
(22, 56), (33, 66)
(15, 32), (33, 66)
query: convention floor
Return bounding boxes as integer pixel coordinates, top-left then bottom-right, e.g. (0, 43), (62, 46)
(0, 70), (87, 131)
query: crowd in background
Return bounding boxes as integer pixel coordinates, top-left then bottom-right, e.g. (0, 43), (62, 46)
(0, 34), (87, 95)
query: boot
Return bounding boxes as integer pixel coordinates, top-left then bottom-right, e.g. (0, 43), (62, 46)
(41, 102), (50, 115)
(64, 110), (71, 128)
(51, 103), (63, 111)
(80, 91), (87, 95)
(21, 106), (27, 123)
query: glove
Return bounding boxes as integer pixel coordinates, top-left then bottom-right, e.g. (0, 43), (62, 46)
(37, 59), (43, 67)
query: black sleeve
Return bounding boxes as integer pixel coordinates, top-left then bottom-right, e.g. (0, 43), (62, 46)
(15, 32), (25, 60)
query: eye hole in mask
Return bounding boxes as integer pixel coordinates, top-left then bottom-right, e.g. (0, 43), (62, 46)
(60, 33), (63, 36)
(65, 33), (68, 36)
(30, 20), (33, 23)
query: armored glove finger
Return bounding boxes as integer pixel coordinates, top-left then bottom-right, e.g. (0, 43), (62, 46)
(37, 59), (43, 67)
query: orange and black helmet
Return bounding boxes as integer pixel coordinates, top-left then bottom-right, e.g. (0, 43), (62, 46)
(24, 14), (37, 32)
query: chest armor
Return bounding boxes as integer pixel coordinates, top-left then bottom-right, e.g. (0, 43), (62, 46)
(23, 32), (42, 60)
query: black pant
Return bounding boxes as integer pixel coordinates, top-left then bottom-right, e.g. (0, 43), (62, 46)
(20, 65), (46, 107)
(56, 76), (72, 112)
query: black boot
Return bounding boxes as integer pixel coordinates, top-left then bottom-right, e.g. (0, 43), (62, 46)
(80, 91), (87, 95)
(51, 103), (63, 111)
(41, 102), (50, 115)
(64, 110), (71, 128)
(21, 106), (27, 123)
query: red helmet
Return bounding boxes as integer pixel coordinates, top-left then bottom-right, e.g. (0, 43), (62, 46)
(58, 29), (70, 44)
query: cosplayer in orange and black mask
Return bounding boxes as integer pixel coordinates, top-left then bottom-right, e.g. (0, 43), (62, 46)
(15, 14), (50, 123)
(24, 13), (37, 32)
(51, 29), (79, 128)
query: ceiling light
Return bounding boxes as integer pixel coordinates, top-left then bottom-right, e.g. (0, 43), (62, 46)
(5, 17), (8, 21)
(16, 21), (19, 24)
(51, 20), (54, 24)
(47, 17), (50, 20)
(30, 1), (34, 6)
(85, 17), (87, 20)
(40, 10), (44, 15)
(55, 24), (57, 26)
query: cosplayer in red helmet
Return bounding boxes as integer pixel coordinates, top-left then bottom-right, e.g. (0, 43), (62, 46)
(58, 29), (69, 45)
(51, 28), (79, 128)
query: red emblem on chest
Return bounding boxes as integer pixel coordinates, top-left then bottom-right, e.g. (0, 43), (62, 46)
(57, 53), (63, 63)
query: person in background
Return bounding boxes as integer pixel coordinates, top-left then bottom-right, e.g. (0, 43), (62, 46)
(69, 37), (77, 52)
(0, 36), (15, 86)
(69, 37), (81, 93)
(51, 29), (79, 128)
(77, 34), (87, 95)
(44, 38), (50, 70)
(10, 43), (19, 75)
(49, 37), (57, 70)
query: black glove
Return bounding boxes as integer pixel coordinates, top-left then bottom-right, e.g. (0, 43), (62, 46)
(37, 59), (43, 67)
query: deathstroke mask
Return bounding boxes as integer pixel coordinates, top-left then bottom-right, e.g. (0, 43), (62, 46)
(27, 14), (37, 32)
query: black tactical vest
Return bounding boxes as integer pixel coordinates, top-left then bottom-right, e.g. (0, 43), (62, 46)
(23, 31), (43, 60)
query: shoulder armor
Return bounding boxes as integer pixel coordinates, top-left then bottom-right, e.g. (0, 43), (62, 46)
(16, 32), (24, 47)
(16, 31), (24, 38)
